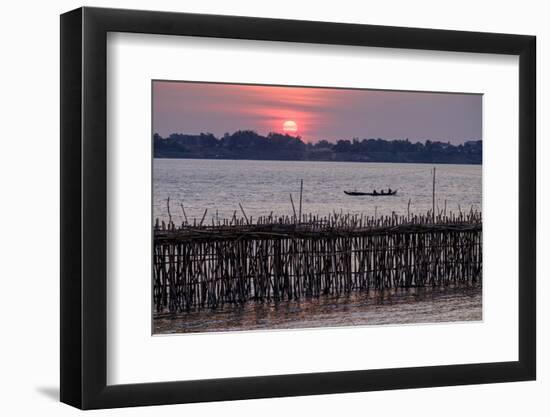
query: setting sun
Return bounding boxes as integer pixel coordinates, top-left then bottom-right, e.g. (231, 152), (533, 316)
(282, 120), (298, 134)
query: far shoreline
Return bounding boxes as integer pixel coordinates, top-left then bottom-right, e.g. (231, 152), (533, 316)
(153, 156), (482, 166)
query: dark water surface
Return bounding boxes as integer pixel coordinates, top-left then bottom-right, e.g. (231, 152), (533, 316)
(154, 285), (482, 334)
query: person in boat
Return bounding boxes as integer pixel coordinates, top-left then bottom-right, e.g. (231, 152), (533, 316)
(379, 189), (386, 195)
(372, 189), (378, 195)
(388, 188), (392, 194)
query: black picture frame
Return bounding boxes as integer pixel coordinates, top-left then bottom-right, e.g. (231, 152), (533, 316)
(60, 6), (536, 410)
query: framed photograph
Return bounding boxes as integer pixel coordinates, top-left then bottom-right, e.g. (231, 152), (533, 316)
(60, 7), (536, 409)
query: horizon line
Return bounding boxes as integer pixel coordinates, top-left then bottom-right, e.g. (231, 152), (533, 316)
(153, 131), (482, 145)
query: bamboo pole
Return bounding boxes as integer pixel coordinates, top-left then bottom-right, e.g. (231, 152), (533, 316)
(166, 196), (172, 226)
(239, 203), (250, 225)
(180, 203), (188, 224)
(290, 194), (297, 222)
(432, 167), (436, 223)
(298, 179), (303, 224)
(199, 208), (208, 226)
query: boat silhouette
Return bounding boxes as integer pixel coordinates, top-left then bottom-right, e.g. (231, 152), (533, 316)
(344, 190), (397, 196)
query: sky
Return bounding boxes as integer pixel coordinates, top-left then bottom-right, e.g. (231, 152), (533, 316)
(153, 81), (482, 144)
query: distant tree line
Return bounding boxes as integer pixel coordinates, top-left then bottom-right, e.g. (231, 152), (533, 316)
(153, 130), (482, 164)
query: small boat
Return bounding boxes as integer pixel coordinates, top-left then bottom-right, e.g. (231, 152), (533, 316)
(344, 190), (397, 196)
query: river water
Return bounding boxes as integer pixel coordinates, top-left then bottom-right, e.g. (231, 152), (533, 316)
(154, 285), (482, 334)
(153, 158), (482, 334)
(153, 159), (481, 223)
